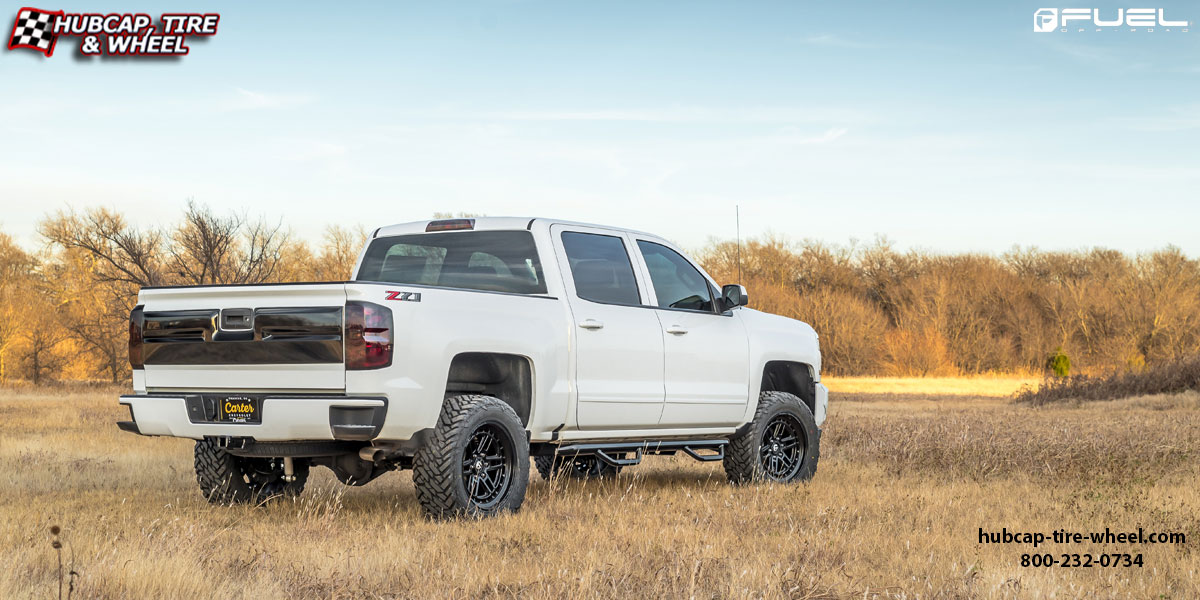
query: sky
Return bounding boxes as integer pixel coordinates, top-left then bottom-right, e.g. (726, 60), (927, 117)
(1, 1), (1198, 255)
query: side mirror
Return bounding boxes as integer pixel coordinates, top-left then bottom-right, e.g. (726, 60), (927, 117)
(721, 284), (749, 310)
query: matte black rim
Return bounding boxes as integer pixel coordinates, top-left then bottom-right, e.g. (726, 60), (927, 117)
(462, 422), (514, 509)
(760, 414), (805, 480)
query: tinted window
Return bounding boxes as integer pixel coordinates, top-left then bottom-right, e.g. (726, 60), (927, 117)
(561, 232), (640, 305)
(637, 241), (715, 312)
(356, 231), (547, 294)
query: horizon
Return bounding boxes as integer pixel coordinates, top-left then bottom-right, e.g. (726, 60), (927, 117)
(2, 1), (1198, 254)
(9, 205), (1199, 261)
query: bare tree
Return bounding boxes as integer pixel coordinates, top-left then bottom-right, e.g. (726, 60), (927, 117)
(167, 201), (289, 284)
(39, 208), (166, 288)
(431, 212), (485, 219)
(313, 225), (368, 281)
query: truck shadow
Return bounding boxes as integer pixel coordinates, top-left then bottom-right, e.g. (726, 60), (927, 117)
(289, 465), (730, 517)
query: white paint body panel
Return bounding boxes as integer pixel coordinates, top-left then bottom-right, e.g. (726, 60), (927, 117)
(655, 308), (751, 427)
(814, 383), (828, 427)
(344, 281), (571, 441)
(125, 217), (826, 444)
(547, 224), (667, 430)
(121, 396), (384, 440)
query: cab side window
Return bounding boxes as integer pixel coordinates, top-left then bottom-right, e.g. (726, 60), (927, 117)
(561, 232), (641, 305)
(637, 241), (716, 312)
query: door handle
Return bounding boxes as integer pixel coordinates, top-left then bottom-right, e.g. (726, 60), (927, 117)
(578, 319), (605, 330)
(665, 325), (688, 335)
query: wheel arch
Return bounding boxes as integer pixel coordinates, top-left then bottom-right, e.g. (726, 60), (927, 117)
(444, 352), (534, 427)
(759, 360), (816, 415)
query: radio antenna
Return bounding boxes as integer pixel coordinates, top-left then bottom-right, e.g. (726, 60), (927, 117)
(736, 205), (742, 282)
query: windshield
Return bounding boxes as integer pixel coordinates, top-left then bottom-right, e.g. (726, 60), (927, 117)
(356, 230), (548, 295)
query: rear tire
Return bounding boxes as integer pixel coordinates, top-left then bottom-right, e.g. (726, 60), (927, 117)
(194, 439), (309, 504)
(534, 454), (621, 480)
(413, 395), (530, 518)
(724, 391), (820, 484)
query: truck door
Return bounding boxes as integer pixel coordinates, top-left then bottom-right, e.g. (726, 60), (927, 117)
(551, 225), (665, 430)
(631, 238), (750, 427)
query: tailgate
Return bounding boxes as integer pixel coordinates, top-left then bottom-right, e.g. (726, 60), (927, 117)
(138, 283), (348, 391)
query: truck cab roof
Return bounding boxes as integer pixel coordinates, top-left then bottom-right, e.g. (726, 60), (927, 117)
(373, 217), (657, 240)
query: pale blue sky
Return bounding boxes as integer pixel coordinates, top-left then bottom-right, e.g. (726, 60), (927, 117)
(1, 1), (1197, 254)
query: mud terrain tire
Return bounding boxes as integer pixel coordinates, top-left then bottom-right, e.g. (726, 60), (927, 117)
(194, 439), (309, 504)
(724, 391), (820, 484)
(413, 395), (530, 518)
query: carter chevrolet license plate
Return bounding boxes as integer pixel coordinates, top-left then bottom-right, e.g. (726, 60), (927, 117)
(216, 395), (260, 423)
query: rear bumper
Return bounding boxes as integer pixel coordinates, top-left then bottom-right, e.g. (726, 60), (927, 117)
(118, 395), (387, 441)
(814, 383), (828, 427)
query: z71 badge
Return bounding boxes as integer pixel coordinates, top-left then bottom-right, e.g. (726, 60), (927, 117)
(385, 290), (421, 302)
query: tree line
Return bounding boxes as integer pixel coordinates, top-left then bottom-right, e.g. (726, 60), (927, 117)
(698, 237), (1200, 376)
(0, 203), (364, 384)
(1, 204), (1197, 383)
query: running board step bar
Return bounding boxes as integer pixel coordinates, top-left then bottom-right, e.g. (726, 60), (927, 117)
(554, 439), (727, 467)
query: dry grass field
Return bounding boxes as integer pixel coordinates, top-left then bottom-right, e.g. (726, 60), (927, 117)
(823, 376), (1039, 400)
(2, 382), (1197, 599)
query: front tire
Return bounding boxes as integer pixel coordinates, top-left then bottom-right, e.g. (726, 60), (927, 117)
(413, 395), (530, 518)
(194, 439), (309, 504)
(724, 391), (820, 484)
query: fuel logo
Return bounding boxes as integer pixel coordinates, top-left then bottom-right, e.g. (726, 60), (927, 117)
(1033, 8), (1190, 32)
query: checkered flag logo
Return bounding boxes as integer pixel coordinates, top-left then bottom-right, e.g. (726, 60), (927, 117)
(7, 7), (63, 57)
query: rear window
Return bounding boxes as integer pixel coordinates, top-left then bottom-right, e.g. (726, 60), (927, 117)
(356, 231), (548, 295)
(560, 231), (641, 305)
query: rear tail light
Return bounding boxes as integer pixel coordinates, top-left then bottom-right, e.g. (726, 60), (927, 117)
(128, 306), (145, 369)
(345, 301), (393, 370)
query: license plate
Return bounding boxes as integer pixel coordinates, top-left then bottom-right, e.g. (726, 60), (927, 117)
(216, 395), (261, 423)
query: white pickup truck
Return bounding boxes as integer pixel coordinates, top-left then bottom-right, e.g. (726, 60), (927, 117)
(120, 217), (827, 517)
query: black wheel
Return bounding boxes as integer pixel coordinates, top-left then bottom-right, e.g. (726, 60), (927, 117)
(413, 395), (530, 518)
(534, 454), (621, 480)
(193, 439), (309, 504)
(724, 391), (820, 484)
(759, 413), (806, 480)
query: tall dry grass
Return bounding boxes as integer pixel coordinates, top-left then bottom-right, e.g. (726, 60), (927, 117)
(824, 376), (1037, 400)
(1014, 354), (1200, 406)
(1, 385), (1197, 599)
